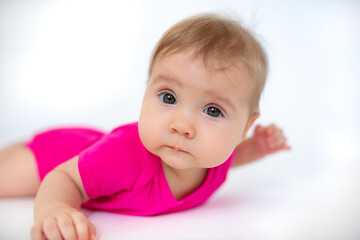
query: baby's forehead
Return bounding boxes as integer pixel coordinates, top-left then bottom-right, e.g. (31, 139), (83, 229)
(201, 57), (254, 89)
(154, 51), (255, 90)
(201, 59), (258, 108)
(156, 56), (255, 104)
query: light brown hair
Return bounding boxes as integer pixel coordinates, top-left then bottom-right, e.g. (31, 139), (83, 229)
(149, 13), (268, 112)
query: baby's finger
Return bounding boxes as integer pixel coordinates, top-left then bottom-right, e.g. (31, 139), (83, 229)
(57, 214), (77, 240)
(274, 137), (291, 152)
(31, 223), (46, 240)
(71, 211), (90, 240)
(266, 137), (275, 148)
(273, 136), (286, 149)
(272, 129), (290, 150)
(265, 124), (276, 135)
(89, 221), (97, 239)
(254, 125), (265, 135)
(272, 128), (284, 139)
(283, 144), (291, 150)
(42, 217), (62, 240)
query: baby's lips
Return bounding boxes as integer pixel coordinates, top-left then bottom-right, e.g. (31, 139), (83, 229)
(168, 145), (188, 153)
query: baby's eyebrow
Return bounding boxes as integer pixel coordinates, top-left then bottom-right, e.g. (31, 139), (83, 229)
(204, 89), (236, 112)
(153, 74), (183, 87)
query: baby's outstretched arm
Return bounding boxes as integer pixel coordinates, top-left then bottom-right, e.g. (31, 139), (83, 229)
(232, 124), (290, 168)
(31, 156), (96, 240)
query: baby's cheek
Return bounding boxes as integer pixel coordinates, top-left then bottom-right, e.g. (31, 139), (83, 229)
(199, 140), (233, 168)
(209, 150), (231, 168)
(139, 122), (155, 151)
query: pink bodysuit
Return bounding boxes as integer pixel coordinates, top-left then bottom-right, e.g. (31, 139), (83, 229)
(26, 122), (235, 216)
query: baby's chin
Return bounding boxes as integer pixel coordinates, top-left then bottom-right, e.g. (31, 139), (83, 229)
(160, 157), (189, 170)
(158, 152), (194, 170)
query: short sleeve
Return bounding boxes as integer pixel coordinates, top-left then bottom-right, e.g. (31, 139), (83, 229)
(78, 123), (144, 199)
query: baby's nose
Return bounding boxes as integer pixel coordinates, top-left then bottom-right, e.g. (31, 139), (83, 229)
(169, 119), (195, 139)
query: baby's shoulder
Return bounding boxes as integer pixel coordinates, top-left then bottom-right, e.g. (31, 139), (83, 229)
(104, 122), (140, 145)
(109, 122), (139, 136)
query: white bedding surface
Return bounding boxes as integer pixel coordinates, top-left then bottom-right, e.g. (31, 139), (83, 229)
(1, 160), (359, 240)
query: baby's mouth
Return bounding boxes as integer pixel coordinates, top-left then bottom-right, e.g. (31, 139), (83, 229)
(167, 145), (188, 153)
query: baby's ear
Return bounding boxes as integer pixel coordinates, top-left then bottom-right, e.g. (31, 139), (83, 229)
(242, 112), (260, 139)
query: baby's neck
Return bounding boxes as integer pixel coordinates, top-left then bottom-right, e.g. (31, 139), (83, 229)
(161, 161), (208, 201)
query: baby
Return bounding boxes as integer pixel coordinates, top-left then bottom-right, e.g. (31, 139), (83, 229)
(0, 13), (290, 240)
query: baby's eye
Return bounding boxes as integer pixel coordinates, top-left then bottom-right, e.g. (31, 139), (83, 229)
(204, 106), (223, 118)
(159, 92), (176, 104)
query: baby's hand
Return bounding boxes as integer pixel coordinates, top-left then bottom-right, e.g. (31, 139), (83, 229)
(253, 124), (290, 156)
(31, 206), (96, 240)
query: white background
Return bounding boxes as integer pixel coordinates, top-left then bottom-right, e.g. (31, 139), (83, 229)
(1, 0), (359, 239)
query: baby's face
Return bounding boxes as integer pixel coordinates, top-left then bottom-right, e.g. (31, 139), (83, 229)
(139, 50), (257, 169)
